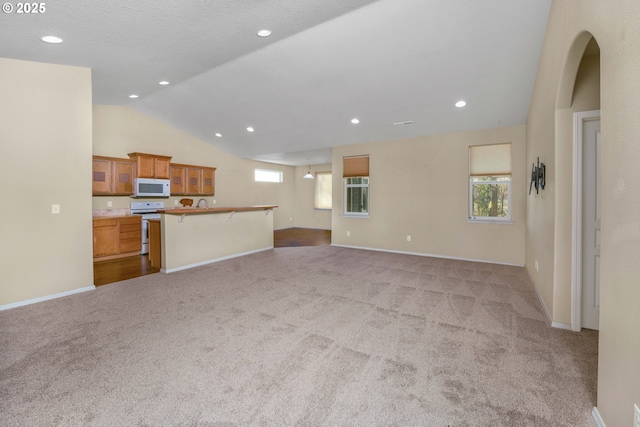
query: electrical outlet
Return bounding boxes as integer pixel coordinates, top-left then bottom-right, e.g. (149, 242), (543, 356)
(634, 404), (639, 427)
(289, 217), (293, 222)
(51, 204), (60, 214)
(174, 200), (179, 205)
(107, 201), (112, 207)
(535, 259), (539, 272)
(407, 235), (411, 242)
(212, 199), (216, 205)
(347, 231), (350, 236)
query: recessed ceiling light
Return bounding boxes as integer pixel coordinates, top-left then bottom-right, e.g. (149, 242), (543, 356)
(351, 118), (360, 124)
(129, 94), (139, 99)
(455, 100), (467, 108)
(41, 36), (63, 44)
(159, 81), (170, 85)
(257, 30), (272, 37)
(214, 133), (222, 138)
(247, 127), (255, 132)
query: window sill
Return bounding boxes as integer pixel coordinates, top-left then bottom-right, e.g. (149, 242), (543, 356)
(468, 218), (513, 225)
(342, 214), (370, 219)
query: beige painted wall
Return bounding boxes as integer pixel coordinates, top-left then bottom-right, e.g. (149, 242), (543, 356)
(92, 106), (294, 230)
(332, 125), (526, 265)
(161, 210), (274, 272)
(526, 0), (640, 424)
(293, 164), (332, 230)
(0, 58), (93, 306)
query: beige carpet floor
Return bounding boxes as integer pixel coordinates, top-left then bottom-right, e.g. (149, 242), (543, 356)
(1, 246), (598, 426)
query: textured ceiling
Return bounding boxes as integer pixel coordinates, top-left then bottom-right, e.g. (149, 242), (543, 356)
(0, 0), (552, 166)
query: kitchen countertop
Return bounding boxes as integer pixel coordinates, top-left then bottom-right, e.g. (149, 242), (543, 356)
(159, 205), (278, 215)
(92, 214), (138, 219)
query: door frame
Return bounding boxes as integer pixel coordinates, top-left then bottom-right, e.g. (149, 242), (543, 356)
(571, 109), (601, 332)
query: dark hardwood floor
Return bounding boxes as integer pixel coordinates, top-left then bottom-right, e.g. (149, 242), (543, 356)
(93, 255), (159, 287)
(94, 228), (331, 286)
(274, 228), (331, 247)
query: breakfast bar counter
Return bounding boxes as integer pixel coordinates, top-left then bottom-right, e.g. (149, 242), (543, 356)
(157, 205), (277, 273)
(159, 205), (277, 215)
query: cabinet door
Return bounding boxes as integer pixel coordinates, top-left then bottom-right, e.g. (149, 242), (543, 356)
(201, 168), (215, 195)
(113, 160), (135, 195)
(170, 165), (186, 195)
(92, 159), (112, 194)
(93, 219), (118, 258)
(136, 156), (156, 178)
(148, 220), (161, 269)
(155, 158), (171, 179)
(186, 168), (201, 195)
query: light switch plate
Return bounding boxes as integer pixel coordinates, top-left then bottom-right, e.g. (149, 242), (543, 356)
(51, 204), (60, 214)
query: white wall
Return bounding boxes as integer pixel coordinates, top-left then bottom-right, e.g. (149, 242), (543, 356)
(332, 125), (527, 265)
(526, 0), (640, 424)
(0, 58), (93, 307)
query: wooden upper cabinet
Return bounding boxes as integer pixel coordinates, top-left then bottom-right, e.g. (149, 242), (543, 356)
(92, 156), (135, 196)
(127, 152), (172, 179)
(92, 158), (112, 194)
(186, 168), (201, 194)
(169, 163), (216, 196)
(113, 159), (135, 194)
(201, 168), (216, 195)
(170, 164), (186, 195)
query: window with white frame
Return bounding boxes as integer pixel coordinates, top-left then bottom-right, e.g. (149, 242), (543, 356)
(343, 155), (369, 216)
(255, 168), (283, 183)
(469, 143), (512, 222)
(314, 171), (332, 209)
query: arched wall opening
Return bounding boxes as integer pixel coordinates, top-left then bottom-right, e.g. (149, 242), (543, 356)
(552, 32), (600, 328)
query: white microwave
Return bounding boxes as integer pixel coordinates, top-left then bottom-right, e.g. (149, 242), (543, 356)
(134, 178), (170, 197)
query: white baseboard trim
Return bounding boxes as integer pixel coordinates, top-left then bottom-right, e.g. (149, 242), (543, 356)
(330, 244), (524, 267)
(524, 266), (576, 331)
(162, 246), (273, 273)
(592, 407), (606, 427)
(525, 266), (553, 325)
(0, 285), (96, 312)
(551, 321), (574, 331)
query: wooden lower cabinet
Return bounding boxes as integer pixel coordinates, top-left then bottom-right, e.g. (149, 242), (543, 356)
(148, 219), (161, 269)
(93, 219), (118, 257)
(93, 216), (142, 261)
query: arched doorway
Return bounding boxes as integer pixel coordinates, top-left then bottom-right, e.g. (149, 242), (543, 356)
(555, 33), (601, 332)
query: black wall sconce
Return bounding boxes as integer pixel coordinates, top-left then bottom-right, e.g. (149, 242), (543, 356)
(529, 157), (546, 195)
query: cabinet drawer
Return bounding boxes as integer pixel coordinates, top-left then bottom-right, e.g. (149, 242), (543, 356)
(120, 223), (141, 233)
(93, 219), (118, 228)
(120, 217), (141, 226)
(120, 231), (141, 240)
(119, 238), (141, 253)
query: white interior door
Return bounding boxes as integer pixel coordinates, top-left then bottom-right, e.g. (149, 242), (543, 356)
(581, 119), (601, 330)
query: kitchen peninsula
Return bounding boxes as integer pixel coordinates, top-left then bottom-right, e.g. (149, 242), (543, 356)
(154, 205), (277, 273)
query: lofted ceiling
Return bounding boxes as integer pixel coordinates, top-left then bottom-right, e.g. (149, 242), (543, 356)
(0, 0), (552, 166)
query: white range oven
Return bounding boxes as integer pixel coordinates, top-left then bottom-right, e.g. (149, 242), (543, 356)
(130, 201), (164, 255)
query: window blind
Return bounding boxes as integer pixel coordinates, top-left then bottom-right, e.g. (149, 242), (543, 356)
(314, 171), (332, 209)
(343, 155), (369, 178)
(469, 143), (512, 176)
